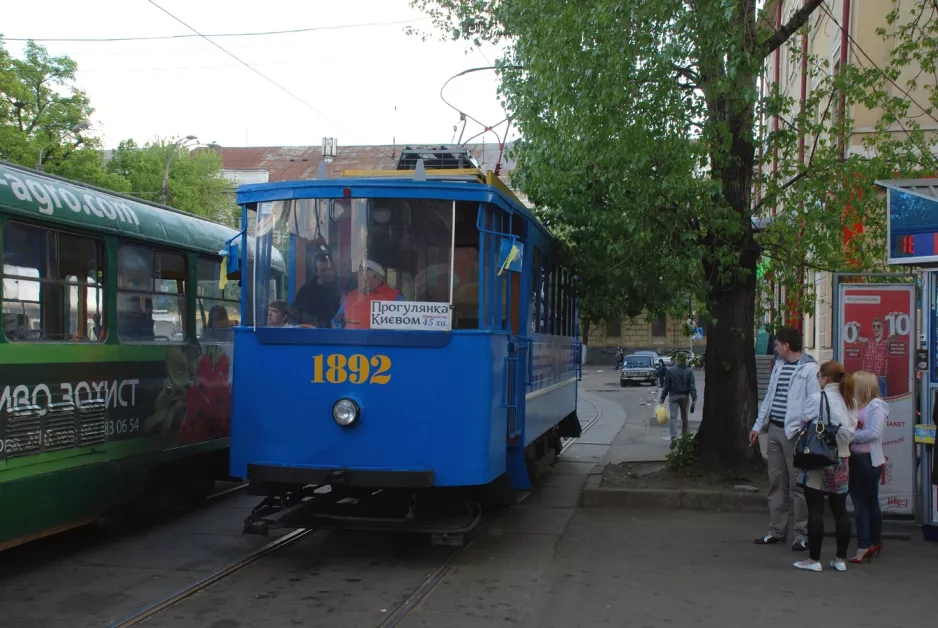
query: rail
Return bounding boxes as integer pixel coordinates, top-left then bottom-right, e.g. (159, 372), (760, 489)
(107, 392), (603, 627)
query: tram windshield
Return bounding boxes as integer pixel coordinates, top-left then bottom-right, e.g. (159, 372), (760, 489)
(253, 198), (455, 331)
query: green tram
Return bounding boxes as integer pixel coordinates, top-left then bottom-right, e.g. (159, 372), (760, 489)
(0, 161), (285, 551)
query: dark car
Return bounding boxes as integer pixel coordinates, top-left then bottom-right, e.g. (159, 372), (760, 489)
(619, 354), (657, 387)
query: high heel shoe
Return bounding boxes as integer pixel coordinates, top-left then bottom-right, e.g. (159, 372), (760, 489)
(849, 547), (876, 564)
(872, 543), (883, 557)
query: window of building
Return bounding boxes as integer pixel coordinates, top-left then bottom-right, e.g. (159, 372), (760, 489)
(197, 256), (241, 343)
(651, 313), (667, 337)
(605, 317), (621, 337)
(117, 244), (187, 343)
(2, 222), (105, 342)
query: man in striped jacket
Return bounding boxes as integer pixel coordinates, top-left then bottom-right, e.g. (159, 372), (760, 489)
(749, 327), (819, 552)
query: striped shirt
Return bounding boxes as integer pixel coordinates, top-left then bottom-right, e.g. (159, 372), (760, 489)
(769, 361), (799, 421)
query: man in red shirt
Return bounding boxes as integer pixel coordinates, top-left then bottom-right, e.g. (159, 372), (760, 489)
(332, 260), (403, 329)
(858, 317), (893, 397)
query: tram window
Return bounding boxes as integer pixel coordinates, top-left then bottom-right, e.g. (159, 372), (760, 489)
(2, 222), (105, 343)
(196, 256), (241, 342)
(117, 244), (187, 343)
(257, 198), (456, 330)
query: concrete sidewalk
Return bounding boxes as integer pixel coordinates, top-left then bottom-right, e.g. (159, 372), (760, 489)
(580, 367), (773, 466)
(400, 384), (937, 627)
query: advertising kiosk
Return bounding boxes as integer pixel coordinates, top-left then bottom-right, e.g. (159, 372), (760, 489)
(876, 178), (938, 541)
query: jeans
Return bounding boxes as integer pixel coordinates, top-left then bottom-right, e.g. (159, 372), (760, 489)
(848, 453), (883, 549)
(878, 376), (888, 398)
(804, 486), (850, 561)
(668, 395), (689, 440)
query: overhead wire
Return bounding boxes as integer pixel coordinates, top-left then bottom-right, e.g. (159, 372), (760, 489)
(142, 0), (395, 161)
(3, 17), (430, 42)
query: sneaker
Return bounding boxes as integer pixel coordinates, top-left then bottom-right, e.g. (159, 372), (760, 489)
(755, 535), (784, 545)
(829, 560), (846, 572)
(791, 540), (808, 552)
(793, 560), (822, 572)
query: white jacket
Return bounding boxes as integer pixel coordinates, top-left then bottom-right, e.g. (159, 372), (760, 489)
(802, 383), (857, 458)
(753, 354), (821, 439)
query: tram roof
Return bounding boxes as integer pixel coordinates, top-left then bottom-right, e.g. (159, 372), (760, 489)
(235, 168), (554, 239)
(0, 160), (283, 268)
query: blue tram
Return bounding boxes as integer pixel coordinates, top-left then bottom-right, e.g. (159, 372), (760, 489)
(227, 148), (581, 539)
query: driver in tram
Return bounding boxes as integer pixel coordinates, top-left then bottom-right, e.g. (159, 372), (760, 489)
(332, 260), (403, 329)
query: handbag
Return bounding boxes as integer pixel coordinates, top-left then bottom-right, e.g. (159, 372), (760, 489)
(792, 391), (841, 470)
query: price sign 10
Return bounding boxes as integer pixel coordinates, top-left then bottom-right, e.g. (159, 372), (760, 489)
(842, 313), (912, 344)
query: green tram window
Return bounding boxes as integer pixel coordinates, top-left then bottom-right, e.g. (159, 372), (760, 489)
(2, 222), (105, 343)
(196, 256), (242, 343)
(117, 244), (187, 343)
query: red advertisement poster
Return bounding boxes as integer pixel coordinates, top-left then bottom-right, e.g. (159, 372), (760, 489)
(841, 288), (913, 399)
(838, 284), (916, 515)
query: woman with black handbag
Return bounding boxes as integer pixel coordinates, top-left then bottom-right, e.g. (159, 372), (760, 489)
(793, 361), (857, 573)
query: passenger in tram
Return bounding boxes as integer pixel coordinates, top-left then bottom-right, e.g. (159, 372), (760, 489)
(292, 253), (340, 328)
(267, 300), (294, 327)
(203, 305), (233, 341)
(332, 260), (403, 329)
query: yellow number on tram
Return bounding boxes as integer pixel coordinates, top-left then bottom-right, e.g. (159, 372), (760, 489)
(312, 354), (392, 385)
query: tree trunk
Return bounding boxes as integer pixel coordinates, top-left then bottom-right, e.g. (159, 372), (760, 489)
(695, 250), (763, 471)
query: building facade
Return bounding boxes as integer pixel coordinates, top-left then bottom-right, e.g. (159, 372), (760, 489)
(758, 0), (937, 361)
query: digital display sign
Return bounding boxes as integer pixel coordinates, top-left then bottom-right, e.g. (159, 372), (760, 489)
(887, 186), (938, 264)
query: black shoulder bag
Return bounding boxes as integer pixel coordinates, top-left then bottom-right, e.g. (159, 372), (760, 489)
(792, 391), (840, 470)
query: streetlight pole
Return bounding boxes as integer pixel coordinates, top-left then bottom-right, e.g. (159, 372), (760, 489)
(36, 121), (91, 171)
(161, 135), (198, 204)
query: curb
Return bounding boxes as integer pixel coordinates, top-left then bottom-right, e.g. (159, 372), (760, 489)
(580, 473), (764, 512)
(579, 473), (916, 540)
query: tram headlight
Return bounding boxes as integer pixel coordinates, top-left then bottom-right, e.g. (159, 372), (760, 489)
(332, 398), (360, 426)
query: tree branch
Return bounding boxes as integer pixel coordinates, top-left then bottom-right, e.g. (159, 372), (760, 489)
(671, 63), (699, 83)
(758, 0), (825, 59)
(751, 168), (813, 215)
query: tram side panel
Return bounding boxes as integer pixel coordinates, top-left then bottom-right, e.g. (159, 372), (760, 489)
(229, 330), (510, 488)
(523, 335), (579, 447)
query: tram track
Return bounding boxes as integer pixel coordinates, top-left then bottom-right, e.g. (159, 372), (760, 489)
(109, 399), (603, 628)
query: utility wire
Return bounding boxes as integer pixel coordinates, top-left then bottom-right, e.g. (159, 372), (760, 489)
(145, 3), (401, 161)
(145, 0), (335, 125)
(3, 17), (429, 42)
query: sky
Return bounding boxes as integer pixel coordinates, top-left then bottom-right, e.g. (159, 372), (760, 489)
(2, 0), (516, 150)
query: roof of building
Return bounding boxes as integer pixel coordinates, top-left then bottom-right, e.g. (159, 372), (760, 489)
(208, 142), (516, 183)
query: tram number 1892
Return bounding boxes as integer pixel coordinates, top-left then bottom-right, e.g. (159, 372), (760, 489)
(311, 354), (392, 385)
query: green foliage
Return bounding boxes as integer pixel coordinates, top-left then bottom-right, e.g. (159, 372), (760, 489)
(409, 0), (862, 468)
(106, 139), (237, 225)
(1, 38), (235, 224)
(0, 39), (102, 172)
(666, 434), (698, 470)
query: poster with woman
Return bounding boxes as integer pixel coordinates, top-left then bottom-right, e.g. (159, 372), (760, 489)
(837, 283), (916, 515)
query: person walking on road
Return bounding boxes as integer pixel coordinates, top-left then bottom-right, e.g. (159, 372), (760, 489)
(793, 361), (857, 572)
(848, 371), (887, 564)
(656, 359), (668, 389)
(749, 326), (818, 552)
(659, 352), (697, 444)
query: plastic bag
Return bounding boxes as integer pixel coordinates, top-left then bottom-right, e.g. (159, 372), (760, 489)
(655, 403), (670, 425)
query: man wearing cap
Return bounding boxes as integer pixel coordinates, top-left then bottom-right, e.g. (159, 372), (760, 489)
(333, 260), (403, 329)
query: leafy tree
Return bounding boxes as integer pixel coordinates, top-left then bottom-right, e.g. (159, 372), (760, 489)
(409, 0), (888, 469)
(1, 38), (235, 224)
(0, 38), (122, 184)
(105, 139), (237, 225)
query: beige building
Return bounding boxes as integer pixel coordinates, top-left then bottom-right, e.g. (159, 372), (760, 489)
(585, 314), (707, 363)
(758, 0), (936, 360)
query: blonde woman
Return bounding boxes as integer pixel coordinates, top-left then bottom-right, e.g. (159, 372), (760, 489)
(793, 361), (857, 573)
(849, 371), (887, 564)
